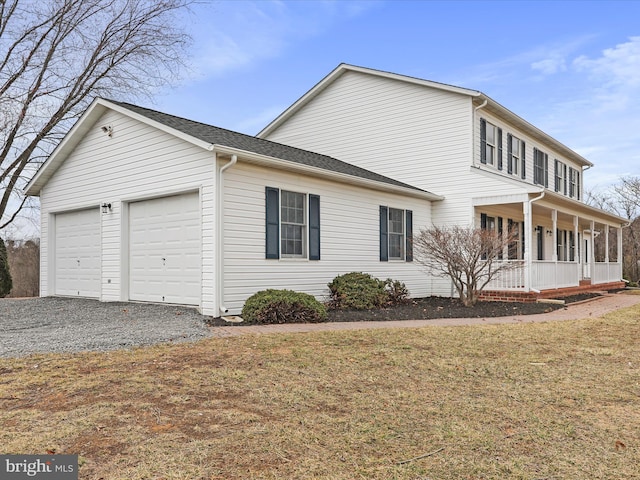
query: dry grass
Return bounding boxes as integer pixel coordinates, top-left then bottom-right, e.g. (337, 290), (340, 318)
(2, 304), (640, 479)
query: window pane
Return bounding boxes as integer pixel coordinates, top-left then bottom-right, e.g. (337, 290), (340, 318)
(389, 208), (404, 234)
(486, 124), (495, 144)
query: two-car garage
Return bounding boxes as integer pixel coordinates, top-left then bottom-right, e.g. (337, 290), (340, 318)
(53, 192), (201, 306)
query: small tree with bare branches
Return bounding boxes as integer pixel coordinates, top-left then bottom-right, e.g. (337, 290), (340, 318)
(414, 225), (519, 306)
(0, 0), (191, 231)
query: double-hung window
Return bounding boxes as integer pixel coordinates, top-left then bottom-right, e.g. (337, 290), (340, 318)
(555, 160), (567, 194)
(480, 118), (502, 169)
(280, 190), (306, 257)
(533, 148), (548, 187)
(380, 206), (413, 262)
(507, 134), (521, 176)
(265, 187), (320, 260)
(568, 167), (580, 200)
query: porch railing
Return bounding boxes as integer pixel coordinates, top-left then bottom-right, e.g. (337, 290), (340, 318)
(486, 260), (525, 291)
(592, 262), (622, 284)
(532, 261), (578, 290)
(486, 260), (622, 291)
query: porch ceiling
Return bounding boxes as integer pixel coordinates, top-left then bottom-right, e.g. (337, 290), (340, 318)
(474, 191), (628, 228)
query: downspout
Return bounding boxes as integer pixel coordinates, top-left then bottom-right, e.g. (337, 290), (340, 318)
(472, 99), (488, 168)
(217, 154), (237, 315)
(526, 191), (545, 293)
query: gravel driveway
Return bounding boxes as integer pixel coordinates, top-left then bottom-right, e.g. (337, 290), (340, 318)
(0, 297), (214, 357)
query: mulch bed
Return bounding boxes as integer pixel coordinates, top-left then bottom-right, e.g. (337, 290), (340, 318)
(207, 292), (603, 327)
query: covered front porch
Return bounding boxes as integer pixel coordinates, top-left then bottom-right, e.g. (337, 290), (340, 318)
(474, 191), (627, 301)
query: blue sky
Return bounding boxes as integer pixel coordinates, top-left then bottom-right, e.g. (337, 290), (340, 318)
(153, 0), (640, 193)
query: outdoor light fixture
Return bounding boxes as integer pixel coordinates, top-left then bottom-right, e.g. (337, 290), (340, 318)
(101, 202), (112, 214)
(101, 125), (113, 137)
(546, 229), (553, 237)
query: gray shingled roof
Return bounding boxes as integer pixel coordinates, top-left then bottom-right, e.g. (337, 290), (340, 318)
(109, 100), (433, 194)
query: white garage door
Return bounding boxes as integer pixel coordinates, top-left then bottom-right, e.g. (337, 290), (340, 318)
(55, 208), (101, 298)
(129, 192), (201, 305)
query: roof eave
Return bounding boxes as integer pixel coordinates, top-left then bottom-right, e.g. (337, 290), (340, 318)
(476, 95), (593, 168)
(213, 144), (444, 201)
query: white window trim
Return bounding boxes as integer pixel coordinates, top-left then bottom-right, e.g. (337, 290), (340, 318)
(388, 207), (406, 261)
(280, 190), (308, 259)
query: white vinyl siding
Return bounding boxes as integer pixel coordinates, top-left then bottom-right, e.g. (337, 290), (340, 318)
(54, 208), (101, 298)
(262, 70), (474, 228)
(39, 109), (215, 312)
(222, 162), (432, 314)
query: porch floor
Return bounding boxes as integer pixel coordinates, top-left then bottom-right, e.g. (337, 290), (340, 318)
(479, 281), (627, 303)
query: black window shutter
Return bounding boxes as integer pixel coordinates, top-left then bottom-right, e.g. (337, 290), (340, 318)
(577, 171), (581, 200)
(554, 160), (560, 192)
(265, 187), (280, 259)
(480, 118), (487, 164)
(497, 128), (503, 170)
(569, 167), (575, 197)
(481, 213), (487, 229)
(521, 141), (526, 179)
(497, 217), (503, 259)
(521, 221), (525, 260)
(379, 206), (388, 262)
(507, 133), (513, 174)
(405, 210), (413, 262)
(537, 226), (543, 260)
(544, 153), (549, 188)
(563, 164), (567, 194)
(309, 194), (320, 261)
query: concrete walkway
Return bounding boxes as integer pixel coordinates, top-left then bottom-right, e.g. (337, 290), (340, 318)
(209, 292), (640, 338)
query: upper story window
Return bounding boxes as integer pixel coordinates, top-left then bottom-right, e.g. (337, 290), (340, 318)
(569, 167), (581, 200)
(507, 134), (525, 179)
(480, 118), (502, 169)
(533, 148), (549, 187)
(554, 160), (567, 194)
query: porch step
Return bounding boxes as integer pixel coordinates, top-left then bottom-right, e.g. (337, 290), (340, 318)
(479, 281), (627, 304)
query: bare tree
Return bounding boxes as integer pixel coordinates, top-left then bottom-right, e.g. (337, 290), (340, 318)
(0, 0), (191, 231)
(586, 177), (640, 283)
(414, 225), (518, 306)
(5, 237), (39, 296)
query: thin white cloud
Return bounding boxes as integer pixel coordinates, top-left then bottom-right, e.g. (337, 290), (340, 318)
(531, 54), (567, 75)
(573, 36), (640, 87)
(184, 1), (378, 81)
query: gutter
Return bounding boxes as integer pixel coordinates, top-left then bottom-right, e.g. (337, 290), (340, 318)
(217, 154), (237, 315)
(213, 144), (443, 201)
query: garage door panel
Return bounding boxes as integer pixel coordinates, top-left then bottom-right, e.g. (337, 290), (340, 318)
(55, 208), (100, 298)
(129, 192), (201, 305)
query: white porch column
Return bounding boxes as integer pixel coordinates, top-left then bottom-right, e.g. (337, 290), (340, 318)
(523, 200), (532, 291)
(590, 220), (596, 281)
(604, 224), (610, 262)
(618, 226), (623, 280)
(574, 216), (580, 280)
(552, 209), (558, 262)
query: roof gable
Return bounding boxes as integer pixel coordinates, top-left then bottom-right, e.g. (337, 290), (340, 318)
(257, 63), (592, 168)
